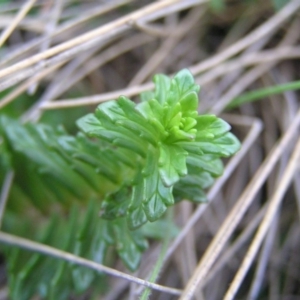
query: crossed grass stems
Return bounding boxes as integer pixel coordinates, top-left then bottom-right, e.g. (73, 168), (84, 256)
(0, 0), (300, 299)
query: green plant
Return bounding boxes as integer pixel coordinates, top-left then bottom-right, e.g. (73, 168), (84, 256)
(0, 69), (240, 299)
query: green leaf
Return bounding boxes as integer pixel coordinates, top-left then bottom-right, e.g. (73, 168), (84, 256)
(0, 116), (130, 210)
(174, 169), (214, 203)
(180, 170), (214, 190)
(78, 97), (158, 154)
(141, 219), (179, 239)
(153, 74), (171, 104)
(141, 150), (174, 221)
(135, 99), (166, 136)
(140, 90), (154, 102)
(143, 171), (173, 222)
(99, 188), (130, 220)
(0, 117), (92, 211)
(74, 113), (102, 137)
(187, 154), (224, 177)
(174, 183), (208, 203)
(127, 206), (148, 231)
(226, 79), (300, 109)
(195, 132), (241, 157)
(127, 174), (148, 230)
(195, 115), (231, 138)
(158, 144), (188, 187)
(112, 218), (148, 271)
(167, 69), (200, 105)
(179, 91), (198, 113)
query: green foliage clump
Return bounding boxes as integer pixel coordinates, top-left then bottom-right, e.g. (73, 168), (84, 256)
(0, 69), (240, 299)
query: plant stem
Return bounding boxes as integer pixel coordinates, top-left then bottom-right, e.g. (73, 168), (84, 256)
(140, 209), (173, 300)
